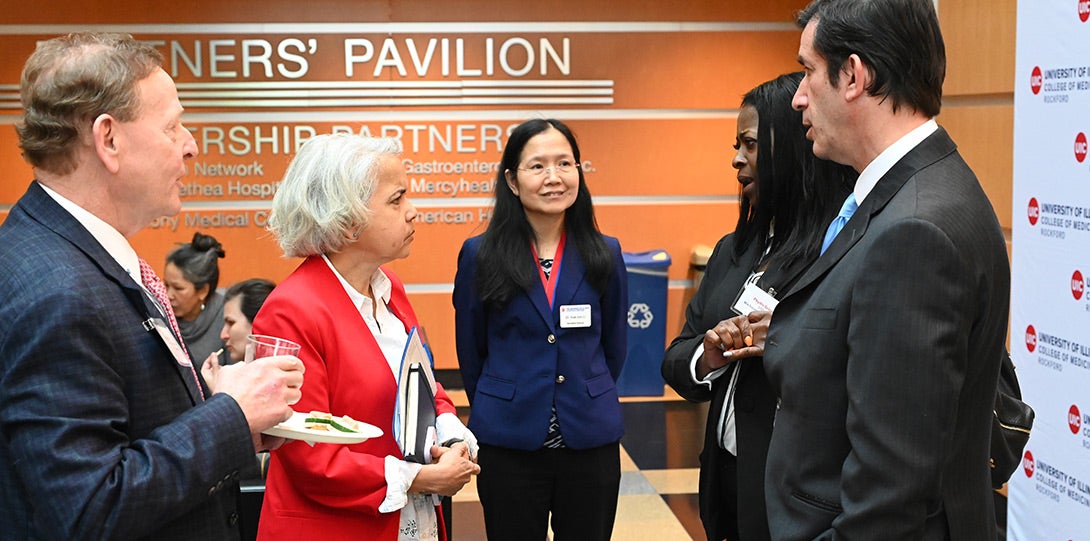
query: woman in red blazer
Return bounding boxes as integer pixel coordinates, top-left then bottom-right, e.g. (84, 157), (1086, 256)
(253, 134), (480, 541)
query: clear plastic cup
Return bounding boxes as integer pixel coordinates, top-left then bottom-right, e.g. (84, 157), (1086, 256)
(245, 334), (301, 362)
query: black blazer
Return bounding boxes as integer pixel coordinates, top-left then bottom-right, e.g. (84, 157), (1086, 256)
(0, 182), (257, 540)
(662, 233), (776, 541)
(763, 128), (1010, 540)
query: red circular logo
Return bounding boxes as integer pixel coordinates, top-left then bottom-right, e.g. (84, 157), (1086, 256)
(1028, 197), (1040, 226)
(1077, 133), (1088, 162)
(1070, 404), (1082, 434)
(1031, 66), (1044, 94)
(1073, 270), (1086, 300)
(1081, 0), (1090, 22)
(1026, 325), (1037, 353)
(1023, 450), (1035, 478)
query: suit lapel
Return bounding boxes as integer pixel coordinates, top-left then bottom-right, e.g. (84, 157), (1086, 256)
(20, 182), (207, 403)
(783, 128), (958, 300)
(22, 183), (141, 295)
(305, 257), (408, 386)
(552, 239), (587, 312)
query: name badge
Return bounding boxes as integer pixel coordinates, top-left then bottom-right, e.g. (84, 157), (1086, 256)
(148, 318), (194, 367)
(732, 282), (779, 316)
(559, 304), (592, 328)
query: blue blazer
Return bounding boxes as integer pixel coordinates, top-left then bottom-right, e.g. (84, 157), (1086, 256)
(0, 182), (257, 540)
(453, 233), (628, 451)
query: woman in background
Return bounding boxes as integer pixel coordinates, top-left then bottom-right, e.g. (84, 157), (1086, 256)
(661, 72), (855, 541)
(164, 231), (226, 364)
(201, 278), (276, 387)
(254, 134), (478, 540)
(453, 118), (628, 541)
(220, 278), (276, 364)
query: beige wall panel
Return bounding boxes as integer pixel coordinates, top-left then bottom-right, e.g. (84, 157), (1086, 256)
(940, 0), (1016, 96)
(937, 104), (1014, 230)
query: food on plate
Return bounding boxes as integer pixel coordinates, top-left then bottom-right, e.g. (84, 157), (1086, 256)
(303, 411), (361, 433)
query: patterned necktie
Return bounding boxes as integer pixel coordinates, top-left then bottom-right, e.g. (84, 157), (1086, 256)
(138, 258), (204, 399)
(820, 193), (859, 255)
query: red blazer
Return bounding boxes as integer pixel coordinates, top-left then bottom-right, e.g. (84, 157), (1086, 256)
(253, 256), (456, 540)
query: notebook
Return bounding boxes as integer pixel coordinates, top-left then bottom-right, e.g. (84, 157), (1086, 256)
(394, 326), (438, 463)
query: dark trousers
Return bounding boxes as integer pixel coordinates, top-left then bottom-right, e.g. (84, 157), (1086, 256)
(476, 442), (621, 541)
(706, 446), (740, 541)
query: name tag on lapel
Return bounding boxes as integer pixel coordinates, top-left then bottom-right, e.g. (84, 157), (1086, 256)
(559, 304), (592, 328)
(732, 282), (779, 316)
(148, 318), (194, 367)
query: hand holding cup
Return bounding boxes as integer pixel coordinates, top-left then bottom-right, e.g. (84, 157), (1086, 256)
(215, 334), (305, 451)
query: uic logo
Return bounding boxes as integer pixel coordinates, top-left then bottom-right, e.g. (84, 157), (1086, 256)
(1025, 325), (1037, 353)
(1022, 450), (1035, 478)
(1070, 404), (1082, 435)
(1028, 197), (1040, 226)
(1077, 132), (1088, 162)
(1081, 0), (1090, 22)
(1031, 66), (1043, 95)
(1073, 269), (1086, 301)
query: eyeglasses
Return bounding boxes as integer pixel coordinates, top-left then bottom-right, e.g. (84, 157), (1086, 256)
(516, 161), (581, 178)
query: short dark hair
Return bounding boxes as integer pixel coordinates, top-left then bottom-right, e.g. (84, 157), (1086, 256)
(797, 0), (945, 117)
(166, 232), (225, 293)
(17, 33), (162, 175)
(224, 279), (275, 324)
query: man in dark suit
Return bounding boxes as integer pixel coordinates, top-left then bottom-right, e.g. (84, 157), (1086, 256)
(749, 1), (1010, 539)
(0, 33), (305, 540)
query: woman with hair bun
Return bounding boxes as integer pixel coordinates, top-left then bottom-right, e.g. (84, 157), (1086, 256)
(164, 231), (226, 365)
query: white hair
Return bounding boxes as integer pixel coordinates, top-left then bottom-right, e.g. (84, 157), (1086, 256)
(269, 134), (402, 258)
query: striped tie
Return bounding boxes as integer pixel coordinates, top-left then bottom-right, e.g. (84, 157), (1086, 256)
(138, 258), (205, 399)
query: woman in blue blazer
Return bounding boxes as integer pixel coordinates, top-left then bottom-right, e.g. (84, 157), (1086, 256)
(453, 118), (628, 541)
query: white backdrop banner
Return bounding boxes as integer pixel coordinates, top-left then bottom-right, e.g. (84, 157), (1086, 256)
(1009, 1), (1090, 539)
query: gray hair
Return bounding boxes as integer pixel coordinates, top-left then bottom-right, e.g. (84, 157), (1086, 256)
(18, 32), (162, 175)
(269, 134), (402, 258)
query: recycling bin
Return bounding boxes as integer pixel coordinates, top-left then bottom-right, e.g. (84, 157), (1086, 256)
(616, 250), (671, 396)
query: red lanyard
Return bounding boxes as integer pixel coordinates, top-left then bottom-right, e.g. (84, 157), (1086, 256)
(530, 231), (566, 308)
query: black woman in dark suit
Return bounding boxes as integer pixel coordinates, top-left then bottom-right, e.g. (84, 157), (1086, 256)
(662, 72), (854, 541)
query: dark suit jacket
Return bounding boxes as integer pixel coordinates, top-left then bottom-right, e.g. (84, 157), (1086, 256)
(452, 233), (628, 450)
(763, 128), (1010, 540)
(0, 182), (258, 540)
(662, 233), (775, 541)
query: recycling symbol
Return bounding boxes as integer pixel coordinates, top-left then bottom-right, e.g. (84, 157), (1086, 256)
(627, 303), (654, 329)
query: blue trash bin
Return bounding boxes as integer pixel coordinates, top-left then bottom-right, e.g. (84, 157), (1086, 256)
(616, 250), (671, 396)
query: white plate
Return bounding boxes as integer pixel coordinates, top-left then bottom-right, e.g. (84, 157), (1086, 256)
(262, 411), (383, 444)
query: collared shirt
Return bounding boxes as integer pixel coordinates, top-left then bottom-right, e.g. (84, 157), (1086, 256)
(319, 256), (440, 541)
(39, 183), (173, 321)
(322, 255), (408, 380)
(854, 118), (939, 204)
(39, 183), (142, 285)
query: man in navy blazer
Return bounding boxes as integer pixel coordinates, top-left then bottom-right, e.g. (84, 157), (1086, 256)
(0, 33), (304, 540)
(746, 1), (1011, 539)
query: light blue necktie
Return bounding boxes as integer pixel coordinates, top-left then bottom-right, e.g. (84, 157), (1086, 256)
(820, 193), (859, 255)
